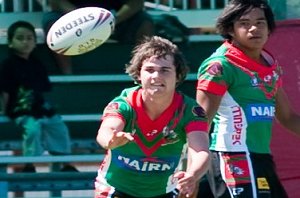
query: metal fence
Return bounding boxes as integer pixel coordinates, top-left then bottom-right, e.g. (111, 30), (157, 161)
(0, 0), (298, 20)
(0, 0), (230, 12)
(0, 0), (46, 12)
(146, 0), (229, 10)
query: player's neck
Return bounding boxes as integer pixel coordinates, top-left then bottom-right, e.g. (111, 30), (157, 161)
(142, 95), (173, 120)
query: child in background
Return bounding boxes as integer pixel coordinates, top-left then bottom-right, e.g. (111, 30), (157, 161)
(0, 21), (77, 172)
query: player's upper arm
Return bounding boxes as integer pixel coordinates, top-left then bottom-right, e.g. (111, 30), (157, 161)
(196, 89), (223, 123)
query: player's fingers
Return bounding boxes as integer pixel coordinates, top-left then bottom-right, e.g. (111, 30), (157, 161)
(115, 132), (134, 141)
(175, 172), (197, 196)
(174, 171), (185, 179)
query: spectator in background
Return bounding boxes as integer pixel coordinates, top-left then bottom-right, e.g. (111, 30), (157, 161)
(94, 36), (210, 198)
(40, 0), (155, 74)
(0, 21), (77, 172)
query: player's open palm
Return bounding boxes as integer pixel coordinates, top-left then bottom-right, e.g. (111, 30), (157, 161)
(107, 130), (134, 149)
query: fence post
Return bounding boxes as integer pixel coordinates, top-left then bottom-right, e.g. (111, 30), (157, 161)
(13, 0), (24, 12)
(0, 182), (8, 198)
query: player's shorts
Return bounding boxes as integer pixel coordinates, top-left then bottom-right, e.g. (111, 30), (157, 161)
(94, 188), (180, 198)
(202, 151), (289, 198)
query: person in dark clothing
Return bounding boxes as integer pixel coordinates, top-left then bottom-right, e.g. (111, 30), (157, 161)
(0, 21), (77, 172)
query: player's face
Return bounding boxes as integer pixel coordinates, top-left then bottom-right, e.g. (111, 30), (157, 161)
(139, 55), (177, 97)
(231, 8), (269, 52)
(9, 27), (36, 59)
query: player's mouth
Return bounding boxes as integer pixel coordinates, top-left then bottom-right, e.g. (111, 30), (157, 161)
(152, 83), (164, 87)
(249, 35), (262, 40)
(150, 82), (165, 88)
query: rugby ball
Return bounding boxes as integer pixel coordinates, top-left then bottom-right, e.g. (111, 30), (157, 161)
(46, 7), (115, 56)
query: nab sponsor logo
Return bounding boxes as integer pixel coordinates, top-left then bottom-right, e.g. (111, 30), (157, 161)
(112, 154), (177, 173)
(246, 104), (275, 122)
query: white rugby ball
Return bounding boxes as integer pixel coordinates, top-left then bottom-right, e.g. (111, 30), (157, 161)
(47, 7), (115, 56)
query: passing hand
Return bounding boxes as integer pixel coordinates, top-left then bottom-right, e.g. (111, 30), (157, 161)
(174, 171), (198, 198)
(107, 130), (134, 149)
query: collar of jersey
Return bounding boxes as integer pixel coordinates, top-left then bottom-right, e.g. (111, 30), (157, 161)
(224, 41), (278, 76)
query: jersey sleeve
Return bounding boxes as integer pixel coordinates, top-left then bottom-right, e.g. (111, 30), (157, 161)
(197, 58), (232, 96)
(182, 95), (209, 134)
(101, 96), (132, 125)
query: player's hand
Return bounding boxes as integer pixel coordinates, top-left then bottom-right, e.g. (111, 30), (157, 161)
(174, 171), (197, 198)
(107, 130), (134, 149)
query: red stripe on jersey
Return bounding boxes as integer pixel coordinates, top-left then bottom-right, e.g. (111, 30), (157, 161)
(134, 136), (166, 156)
(133, 89), (183, 141)
(126, 89), (185, 156)
(102, 113), (126, 124)
(197, 79), (227, 96)
(185, 120), (208, 133)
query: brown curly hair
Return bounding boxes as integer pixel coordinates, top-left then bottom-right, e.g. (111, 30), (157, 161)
(125, 36), (189, 86)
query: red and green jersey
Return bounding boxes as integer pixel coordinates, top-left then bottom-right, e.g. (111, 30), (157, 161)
(95, 86), (208, 197)
(197, 41), (282, 154)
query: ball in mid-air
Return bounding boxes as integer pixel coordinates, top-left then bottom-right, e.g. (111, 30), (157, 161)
(47, 7), (115, 56)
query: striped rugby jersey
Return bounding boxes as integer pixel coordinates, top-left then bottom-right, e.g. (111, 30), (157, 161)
(197, 41), (282, 154)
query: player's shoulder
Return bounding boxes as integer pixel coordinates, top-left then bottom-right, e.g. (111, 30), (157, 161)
(177, 95), (207, 124)
(179, 92), (203, 111)
(119, 86), (140, 97)
(109, 86), (140, 109)
(201, 42), (231, 65)
(180, 92), (196, 104)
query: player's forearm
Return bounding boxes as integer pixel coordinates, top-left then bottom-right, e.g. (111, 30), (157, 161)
(96, 128), (115, 149)
(187, 151), (210, 181)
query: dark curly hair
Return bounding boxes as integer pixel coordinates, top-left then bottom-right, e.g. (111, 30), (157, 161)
(125, 36), (189, 86)
(216, 0), (276, 40)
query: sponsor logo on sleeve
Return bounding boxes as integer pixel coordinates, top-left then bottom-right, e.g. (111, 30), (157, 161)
(207, 62), (223, 76)
(192, 106), (206, 118)
(103, 102), (120, 116)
